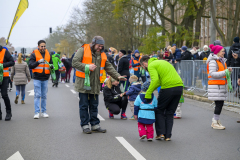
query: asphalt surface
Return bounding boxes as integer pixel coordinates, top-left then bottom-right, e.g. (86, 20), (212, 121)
(1, 80), (240, 160)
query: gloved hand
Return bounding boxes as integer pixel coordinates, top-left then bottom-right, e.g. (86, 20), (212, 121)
(38, 59), (44, 64)
(50, 65), (54, 69)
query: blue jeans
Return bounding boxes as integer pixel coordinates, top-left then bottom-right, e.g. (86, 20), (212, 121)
(73, 68), (76, 83)
(16, 85), (26, 100)
(34, 80), (48, 114)
(79, 93), (100, 127)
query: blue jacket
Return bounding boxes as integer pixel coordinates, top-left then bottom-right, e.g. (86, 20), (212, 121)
(126, 54), (132, 61)
(132, 56), (141, 78)
(173, 48), (181, 61)
(125, 82), (141, 101)
(134, 93), (158, 124)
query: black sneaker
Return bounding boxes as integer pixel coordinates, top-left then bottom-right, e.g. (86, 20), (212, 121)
(5, 113), (12, 121)
(92, 127), (107, 133)
(0, 113), (2, 120)
(83, 128), (92, 134)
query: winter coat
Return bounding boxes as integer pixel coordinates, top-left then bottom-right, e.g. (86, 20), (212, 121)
(118, 55), (130, 77)
(199, 50), (210, 60)
(173, 48), (182, 61)
(206, 53), (227, 101)
(163, 51), (173, 62)
(126, 54), (132, 61)
(10, 62), (31, 85)
(125, 82), (141, 101)
(114, 54), (120, 66)
(190, 49), (200, 60)
(52, 54), (61, 70)
(134, 93), (158, 124)
(176, 50), (192, 61)
(146, 58), (183, 99)
(72, 47), (120, 95)
(226, 42), (240, 67)
(132, 56), (141, 78)
(29, 50), (53, 81)
(103, 85), (122, 107)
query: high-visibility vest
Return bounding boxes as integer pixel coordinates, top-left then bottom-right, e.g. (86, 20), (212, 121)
(207, 60), (227, 85)
(32, 49), (50, 74)
(76, 44), (107, 82)
(132, 56), (141, 71)
(0, 48), (9, 77)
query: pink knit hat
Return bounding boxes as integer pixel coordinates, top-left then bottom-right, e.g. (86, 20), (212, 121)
(209, 44), (223, 55)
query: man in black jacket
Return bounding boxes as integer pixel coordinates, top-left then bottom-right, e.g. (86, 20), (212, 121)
(105, 49), (116, 70)
(0, 46), (15, 121)
(118, 50), (130, 92)
(29, 40), (53, 119)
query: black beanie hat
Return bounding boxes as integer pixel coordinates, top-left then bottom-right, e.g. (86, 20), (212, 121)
(120, 50), (126, 55)
(128, 50), (132, 54)
(104, 49), (108, 53)
(234, 37), (239, 43)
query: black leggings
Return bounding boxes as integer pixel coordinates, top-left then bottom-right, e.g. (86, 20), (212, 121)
(214, 101), (224, 115)
(107, 97), (128, 115)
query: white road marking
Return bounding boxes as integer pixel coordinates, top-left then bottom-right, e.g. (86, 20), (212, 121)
(70, 89), (76, 94)
(27, 89), (34, 96)
(116, 137), (146, 160)
(65, 84), (70, 87)
(7, 151), (24, 160)
(98, 114), (105, 121)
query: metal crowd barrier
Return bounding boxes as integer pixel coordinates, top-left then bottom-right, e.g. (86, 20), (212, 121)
(175, 60), (240, 107)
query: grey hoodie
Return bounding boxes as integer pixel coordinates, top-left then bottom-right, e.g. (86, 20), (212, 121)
(206, 53), (227, 101)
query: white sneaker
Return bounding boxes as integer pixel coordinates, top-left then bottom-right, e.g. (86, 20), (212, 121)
(211, 118), (225, 130)
(33, 113), (40, 119)
(41, 112), (49, 118)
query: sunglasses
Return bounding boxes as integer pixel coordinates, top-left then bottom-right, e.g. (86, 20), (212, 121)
(40, 46), (46, 48)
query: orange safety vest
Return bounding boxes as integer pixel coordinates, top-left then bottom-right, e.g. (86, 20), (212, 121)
(32, 49), (50, 74)
(133, 56), (141, 71)
(207, 60), (227, 85)
(0, 48), (9, 77)
(76, 44), (107, 82)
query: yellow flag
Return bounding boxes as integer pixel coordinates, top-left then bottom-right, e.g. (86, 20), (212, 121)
(6, 0), (29, 45)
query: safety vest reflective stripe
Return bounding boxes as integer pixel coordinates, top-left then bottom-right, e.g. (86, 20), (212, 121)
(208, 78), (226, 80)
(100, 67), (104, 70)
(76, 69), (84, 73)
(3, 70), (8, 72)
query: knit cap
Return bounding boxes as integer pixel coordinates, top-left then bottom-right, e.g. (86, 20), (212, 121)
(172, 44), (177, 47)
(234, 37), (239, 43)
(209, 44), (223, 55)
(141, 81), (150, 92)
(129, 75), (138, 84)
(203, 45), (208, 49)
(214, 40), (221, 45)
(181, 46), (187, 51)
(134, 50), (140, 54)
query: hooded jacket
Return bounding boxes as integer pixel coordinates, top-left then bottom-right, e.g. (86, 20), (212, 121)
(145, 58), (183, 99)
(226, 42), (240, 67)
(206, 53), (227, 101)
(118, 55), (130, 77)
(52, 54), (61, 70)
(134, 93), (158, 124)
(125, 82), (141, 101)
(103, 85), (122, 107)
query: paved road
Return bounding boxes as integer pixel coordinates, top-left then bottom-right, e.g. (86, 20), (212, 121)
(1, 80), (240, 160)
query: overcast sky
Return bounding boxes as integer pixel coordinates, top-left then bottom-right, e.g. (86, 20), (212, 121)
(0, 0), (83, 48)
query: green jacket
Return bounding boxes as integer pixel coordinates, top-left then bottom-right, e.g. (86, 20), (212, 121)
(146, 58), (183, 99)
(52, 54), (61, 70)
(72, 47), (120, 95)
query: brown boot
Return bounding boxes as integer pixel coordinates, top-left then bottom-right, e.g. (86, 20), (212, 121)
(21, 100), (25, 104)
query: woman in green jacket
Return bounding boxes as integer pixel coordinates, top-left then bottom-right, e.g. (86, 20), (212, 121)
(52, 52), (61, 87)
(140, 56), (183, 141)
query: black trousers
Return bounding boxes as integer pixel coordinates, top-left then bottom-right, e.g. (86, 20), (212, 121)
(155, 86), (183, 138)
(54, 70), (60, 86)
(107, 97), (128, 115)
(8, 78), (12, 88)
(214, 101), (224, 115)
(0, 77), (11, 114)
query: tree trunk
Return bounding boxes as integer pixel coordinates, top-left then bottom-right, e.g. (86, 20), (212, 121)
(231, 0), (240, 42)
(210, 0), (216, 44)
(227, 0), (234, 46)
(193, 0), (206, 47)
(210, 0), (226, 45)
